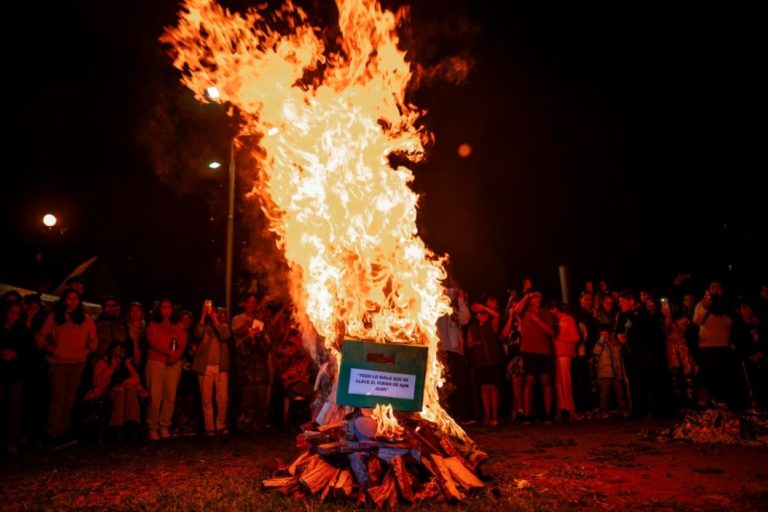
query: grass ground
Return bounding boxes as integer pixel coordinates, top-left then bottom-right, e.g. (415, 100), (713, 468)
(2, 419), (767, 511)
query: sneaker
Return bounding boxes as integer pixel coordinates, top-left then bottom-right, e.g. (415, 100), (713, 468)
(219, 428), (230, 436)
(489, 419), (498, 427)
(148, 430), (160, 441)
(159, 429), (171, 439)
(205, 430), (216, 437)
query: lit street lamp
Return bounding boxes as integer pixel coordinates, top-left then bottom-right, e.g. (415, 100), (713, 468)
(43, 213), (58, 228)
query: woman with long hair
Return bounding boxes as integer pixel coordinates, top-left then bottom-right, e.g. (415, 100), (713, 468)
(145, 298), (186, 440)
(35, 288), (97, 445)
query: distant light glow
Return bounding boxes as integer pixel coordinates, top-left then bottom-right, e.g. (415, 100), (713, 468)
(206, 86), (221, 100)
(208, 161), (222, 169)
(267, 127), (279, 136)
(457, 143), (472, 158)
(43, 214), (57, 227)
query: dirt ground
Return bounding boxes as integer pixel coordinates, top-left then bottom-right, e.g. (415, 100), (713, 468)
(1, 419), (766, 511)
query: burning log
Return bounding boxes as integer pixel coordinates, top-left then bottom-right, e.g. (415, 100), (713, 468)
(367, 471), (397, 508)
(348, 452), (371, 489)
(367, 456), (383, 486)
(444, 457), (485, 491)
(319, 468), (340, 502)
(333, 469), (354, 498)
(391, 456), (415, 502)
(261, 476), (298, 489)
(428, 453), (465, 500)
(299, 455), (338, 494)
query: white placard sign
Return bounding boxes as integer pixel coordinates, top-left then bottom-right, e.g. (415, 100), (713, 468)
(348, 368), (416, 400)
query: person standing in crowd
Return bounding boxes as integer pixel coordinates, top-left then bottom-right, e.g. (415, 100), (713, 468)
(595, 293), (617, 330)
(231, 293), (271, 432)
(733, 298), (765, 409)
(1, 302), (31, 454)
(271, 329), (315, 428)
(95, 296), (127, 359)
(593, 325), (629, 417)
(64, 277), (85, 299)
(172, 310), (200, 436)
(437, 288), (471, 422)
(615, 290), (659, 418)
(501, 293), (524, 422)
(35, 288), (97, 447)
(550, 301), (581, 421)
(573, 291), (599, 413)
(664, 308), (698, 412)
(514, 290), (556, 422)
(145, 298), (186, 440)
(693, 281), (743, 409)
(21, 294), (49, 446)
(467, 296), (503, 426)
(193, 303), (232, 435)
(125, 302), (146, 370)
(22, 294), (47, 333)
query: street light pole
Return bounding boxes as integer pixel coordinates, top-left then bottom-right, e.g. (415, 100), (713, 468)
(225, 141), (236, 317)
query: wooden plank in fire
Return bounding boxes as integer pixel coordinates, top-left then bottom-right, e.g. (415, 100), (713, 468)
(367, 456), (383, 486)
(429, 453), (465, 501)
(261, 476), (298, 489)
(303, 430), (331, 442)
(320, 468), (341, 502)
(348, 452), (371, 489)
(333, 469), (354, 498)
(317, 441), (342, 455)
(444, 457), (485, 491)
(287, 450), (312, 476)
(367, 471), (397, 509)
(377, 446), (421, 464)
(391, 456), (415, 503)
(299, 455), (338, 494)
(413, 478), (441, 502)
(317, 420), (345, 432)
(439, 438), (472, 470)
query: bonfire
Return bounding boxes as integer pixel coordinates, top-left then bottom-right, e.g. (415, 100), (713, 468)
(163, 0), (485, 504)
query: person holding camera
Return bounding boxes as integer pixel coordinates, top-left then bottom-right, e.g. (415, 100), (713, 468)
(192, 301), (232, 435)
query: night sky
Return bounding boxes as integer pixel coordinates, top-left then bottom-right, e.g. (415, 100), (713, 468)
(1, 0), (762, 308)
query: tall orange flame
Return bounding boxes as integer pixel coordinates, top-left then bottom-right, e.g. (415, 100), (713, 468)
(163, 0), (465, 439)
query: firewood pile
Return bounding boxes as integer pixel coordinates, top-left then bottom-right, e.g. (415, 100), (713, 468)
(262, 410), (488, 506)
(641, 405), (768, 446)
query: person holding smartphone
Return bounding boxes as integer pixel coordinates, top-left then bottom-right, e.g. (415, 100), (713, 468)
(192, 300), (232, 435)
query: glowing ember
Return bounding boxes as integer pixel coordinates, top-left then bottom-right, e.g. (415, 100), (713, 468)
(163, 0), (464, 439)
(371, 404), (405, 440)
